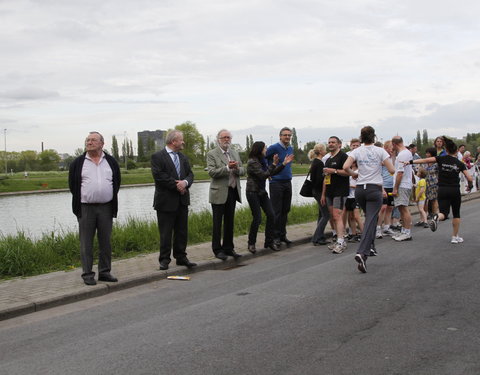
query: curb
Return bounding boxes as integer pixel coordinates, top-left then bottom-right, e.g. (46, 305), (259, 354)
(1, 192), (478, 321)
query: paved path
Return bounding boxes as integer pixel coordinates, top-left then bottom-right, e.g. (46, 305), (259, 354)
(1, 191), (478, 321)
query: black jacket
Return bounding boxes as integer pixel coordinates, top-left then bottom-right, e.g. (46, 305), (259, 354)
(246, 158), (285, 193)
(68, 152), (121, 218)
(151, 149), (194, 211)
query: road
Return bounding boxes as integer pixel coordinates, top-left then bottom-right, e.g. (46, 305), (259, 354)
(1, 199), (479, 375)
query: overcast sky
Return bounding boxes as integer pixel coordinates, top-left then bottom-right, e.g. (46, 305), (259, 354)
(1, 0), (479, 153)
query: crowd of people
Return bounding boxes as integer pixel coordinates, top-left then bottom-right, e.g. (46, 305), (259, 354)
(69, 128), (476, 285)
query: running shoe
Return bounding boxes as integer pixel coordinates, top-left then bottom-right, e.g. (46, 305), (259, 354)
(382, 228), (396, 236)
(429, 214), (439, 232)
(369, 246), (378, 256)
(331, 242), (346, 254)
(451, 236), (464, 244)
(355, 254), (367, 273)
(393, 233), (413, 241)
(423, 222), (430, 228)
(376, 230), (383, 239)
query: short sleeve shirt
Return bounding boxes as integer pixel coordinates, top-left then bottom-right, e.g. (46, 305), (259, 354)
(325, 151), (349, 197)
(436, 155), (466, 187)
(349, 145), (389, 185)
(394, 149), (414, 189)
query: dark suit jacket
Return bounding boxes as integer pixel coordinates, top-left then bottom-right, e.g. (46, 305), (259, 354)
(151, 148), (194, 212)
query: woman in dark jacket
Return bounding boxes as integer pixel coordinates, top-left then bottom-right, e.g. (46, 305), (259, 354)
(246, 141), (294, 253)
(308, 143), (329, 245)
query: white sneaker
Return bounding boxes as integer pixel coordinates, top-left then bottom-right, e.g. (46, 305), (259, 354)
(382, 228), (395, 236)
(394, 233), (412, 242)
(451, 236), (464, 244)
(376, 230), (383, 239)
(391, 232), (401, 240)
(332, 242), (345, 254)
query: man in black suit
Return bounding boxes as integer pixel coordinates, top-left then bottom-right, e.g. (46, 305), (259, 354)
(151, 130), (196, 271)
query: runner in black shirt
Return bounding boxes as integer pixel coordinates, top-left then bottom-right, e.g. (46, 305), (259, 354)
(410, 136), (473, 244)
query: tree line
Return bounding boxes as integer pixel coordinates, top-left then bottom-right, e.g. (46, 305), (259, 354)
(2, 127), (479, 173)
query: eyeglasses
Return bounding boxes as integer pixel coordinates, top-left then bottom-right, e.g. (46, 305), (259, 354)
(281, 134), (292, 137)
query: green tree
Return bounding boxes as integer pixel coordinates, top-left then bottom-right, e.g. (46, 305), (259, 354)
(422, 129), (429, 147)
(38, 149), (61, 171)
(291, 127), (299, 153)
(129, 139), (134, 159)
(416, 130), (422, 148)
(111, 135), (120, 160)
(20, 150), (38, 171)
(174, 121), (205, 166)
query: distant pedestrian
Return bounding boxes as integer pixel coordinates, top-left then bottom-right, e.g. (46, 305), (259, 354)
(266, 127), (295, 248)
(68, 131), (121, 286)
(391, 136), (414, 242)
(344, 126), (394, 273)
(413, 167), (428, 227)
(376, 140), (396, 238)
(409, 136), (473, 244)
(424, 147), (439, 218)
(321, 136), (350, 254)
(308, 143), (329, 246)
(151, 130), (196, 271)
(246, 141), (294, 253)
(207, 129), (245, 260)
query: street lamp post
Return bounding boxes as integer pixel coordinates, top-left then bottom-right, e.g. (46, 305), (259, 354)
(3, 129), (7, 176)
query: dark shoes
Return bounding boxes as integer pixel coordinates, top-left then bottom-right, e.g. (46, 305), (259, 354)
(355, 254), (367, 273)
(280, 237), (292, 246)
(159, 261), (169, 270)
(98, 273), (118, 282)
(215, 252), (228, 261)
(228, 250), (242, 259)
(176, 258), (197, 268)
(313, 239), (328, 246)
(265, 242), (280, 251)
(83, 277), (97, 286)
(248, 244), (257, 254)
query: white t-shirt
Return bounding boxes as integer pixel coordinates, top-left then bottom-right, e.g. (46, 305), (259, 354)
(348, 174), (357, 198)
(394, 148), (414, 189)
(349, 145), (389, 185)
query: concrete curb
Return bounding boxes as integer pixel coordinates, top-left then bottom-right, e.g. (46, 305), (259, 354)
(1, 191), (478, 321)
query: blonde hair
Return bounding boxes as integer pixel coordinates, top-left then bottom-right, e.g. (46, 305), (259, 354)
(308, 143), (326, 160)
(417, 167), (427, 179)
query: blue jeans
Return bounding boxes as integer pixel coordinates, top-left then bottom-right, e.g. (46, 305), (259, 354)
(246, 191), (275, 246)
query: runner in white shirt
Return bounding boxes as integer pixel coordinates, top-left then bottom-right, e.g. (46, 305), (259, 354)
(344, 126), (394, 273)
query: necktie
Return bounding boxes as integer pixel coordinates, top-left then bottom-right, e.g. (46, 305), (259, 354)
(173, 152), (181, 178)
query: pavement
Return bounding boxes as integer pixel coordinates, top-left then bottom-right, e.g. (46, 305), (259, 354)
(1, 191), (478, 321)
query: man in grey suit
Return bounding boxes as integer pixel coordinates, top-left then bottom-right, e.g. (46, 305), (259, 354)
(151, 130), (196, 271)
(207, 129), (245, 260)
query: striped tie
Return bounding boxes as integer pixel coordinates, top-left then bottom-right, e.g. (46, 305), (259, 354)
(173, 152), (181, 178)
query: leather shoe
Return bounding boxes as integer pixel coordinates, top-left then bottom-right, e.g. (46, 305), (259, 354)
(83, 277), (97, 286)
(159, 261), (169, 270)
(215, 252), (228, 261)
(265, 243), (280, 251)
(248, 244), (256, 254)
(280, 237), (292, 245)
(98, 274), (118, 282)
(229, 250), (242, 259)
(176, 258), (197, 268)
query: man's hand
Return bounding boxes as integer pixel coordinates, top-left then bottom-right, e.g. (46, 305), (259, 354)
(176, 180), (187, 194)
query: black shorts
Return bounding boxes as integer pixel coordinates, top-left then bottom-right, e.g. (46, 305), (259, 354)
(383, 187), (394, 206)
(438, 186), (461, 219)
(345, 197), (358, 211)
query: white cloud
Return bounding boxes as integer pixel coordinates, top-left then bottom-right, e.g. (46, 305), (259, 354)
(1, 0), (479, 152)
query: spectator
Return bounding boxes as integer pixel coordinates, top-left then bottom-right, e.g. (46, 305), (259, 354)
(413, 167), (428, 228)
(424, 147), (439, 219)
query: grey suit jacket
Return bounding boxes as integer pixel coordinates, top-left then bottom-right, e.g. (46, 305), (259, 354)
(207, 146), (245, 204)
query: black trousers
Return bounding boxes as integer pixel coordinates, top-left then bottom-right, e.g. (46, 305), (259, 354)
(78, 202), (113, 280)
(157, 205), (188, 264)
(246, 191), (275, 246)
(211, 187), (238, 254)
(269, 180), (292, 240)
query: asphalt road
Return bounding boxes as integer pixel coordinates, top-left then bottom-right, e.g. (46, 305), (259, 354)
(1, 199), (479, 375)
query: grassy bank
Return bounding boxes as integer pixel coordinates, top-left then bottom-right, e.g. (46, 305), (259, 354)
(0, 164), (310, 193)
(0, 203), (317, 279)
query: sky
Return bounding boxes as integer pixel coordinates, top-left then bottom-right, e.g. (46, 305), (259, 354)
(1, 0), (479, 154)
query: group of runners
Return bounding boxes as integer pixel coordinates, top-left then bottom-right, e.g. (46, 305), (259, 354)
(308, 127), (474, 273)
